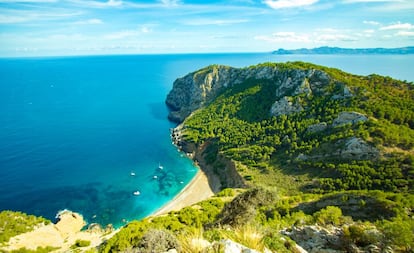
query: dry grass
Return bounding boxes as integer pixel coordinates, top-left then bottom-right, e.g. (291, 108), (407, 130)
(177, 228), (211, 253)
(220, 225), (266, 252)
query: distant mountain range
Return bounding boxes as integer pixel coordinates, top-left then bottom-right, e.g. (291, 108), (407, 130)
(272, 46), (414, 55)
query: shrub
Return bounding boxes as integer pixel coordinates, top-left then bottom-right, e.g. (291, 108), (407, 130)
(73, 239), (91, 248)
(313, 206), (343, 226)
(138, 229), (181, 253)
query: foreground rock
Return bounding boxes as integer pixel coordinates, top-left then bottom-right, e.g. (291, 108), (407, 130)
(2, 210), (116, 253)
(282, 225), (392, 253)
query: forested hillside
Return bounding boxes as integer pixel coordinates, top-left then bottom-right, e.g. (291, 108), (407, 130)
(176, 62), (414, 194)
(1, 62), (413, 252)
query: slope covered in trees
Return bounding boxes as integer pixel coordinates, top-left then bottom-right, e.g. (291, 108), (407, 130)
(178, 62), (414, 194)
(2, 62), (413, 252)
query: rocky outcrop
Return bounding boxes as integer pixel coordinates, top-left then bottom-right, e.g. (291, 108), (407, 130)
(307, 122), (328, 133)
(282, 225), (344, 253)
(166, 64), (334, 123)
(283, 225), (393, 253)
(270, 96), (304, 116)
(220, 239), (263, 253)
(340, 137), (379, 160)
(332, 112), (368, 127)
(332, 85), (353, 100)
(296, 137), (379, 161)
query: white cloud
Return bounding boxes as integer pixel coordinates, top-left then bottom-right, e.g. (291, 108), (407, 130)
(68, 0), (123, 8)
(256, 29), (358, 44)
(159, 0), (181, 7)
(72, 19), (103, 25)
(140, 26), (152, 33)
(380, 22), (414, 30)
(363, 20), (380, 26)
(315, 33), (356, 42)
(263, 0), (319, 9)
(0, 14), (31, 23)
(104, 30), (140, 40)
(182, 18), (248, 26)
(255, 32), (311, 42)
(0, 0), (56, 2)
(343, 0), (402, 3)
(0, 9), (83, 24)
(396, 31), (414, 36)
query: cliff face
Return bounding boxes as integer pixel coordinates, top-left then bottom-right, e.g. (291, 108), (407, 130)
(166, 64), (334, 123)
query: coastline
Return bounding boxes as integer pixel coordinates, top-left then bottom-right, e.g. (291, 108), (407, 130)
(151, 169), (215, 216)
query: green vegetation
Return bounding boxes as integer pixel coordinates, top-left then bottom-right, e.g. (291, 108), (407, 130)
(6, 246), (59, 253)
(181, 62), (414, 194)
(0, 211), (50, 244)
(100, 62), (414, 252)
(71, 239), (91, 248)
(2, 62), (413, 252)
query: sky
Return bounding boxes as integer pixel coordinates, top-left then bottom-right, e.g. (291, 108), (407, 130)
(0, 0), (413, 56)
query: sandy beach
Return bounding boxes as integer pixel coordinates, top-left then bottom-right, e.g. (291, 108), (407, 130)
(1, 211), (117, 253)
(151, 169), (215, 216)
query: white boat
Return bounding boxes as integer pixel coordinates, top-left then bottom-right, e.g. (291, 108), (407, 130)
(158, 163), (163, 170)
(130, 172), (136, 176)
(153, 175), (158, 179)
(133, 191), (140, 196)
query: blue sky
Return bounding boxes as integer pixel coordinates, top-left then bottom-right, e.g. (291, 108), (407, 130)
(0, 0), (413, 56)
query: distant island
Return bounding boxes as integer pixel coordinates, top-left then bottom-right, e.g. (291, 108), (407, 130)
(272, 46), (414, 55)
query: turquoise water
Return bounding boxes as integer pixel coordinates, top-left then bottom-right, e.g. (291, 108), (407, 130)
(0, 53), (412, 227)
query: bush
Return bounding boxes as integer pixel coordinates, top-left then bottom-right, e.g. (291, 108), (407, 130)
(216, 188), (235, 197)
(313, 206), (343, 226)
(73, 239), (91, 248)
(138, 229), (181, 253)
(215, 188), (275, 227)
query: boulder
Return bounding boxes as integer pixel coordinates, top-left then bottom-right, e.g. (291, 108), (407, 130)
(332, 112), (368, 127)
(221, 239), (260, 253)
(307, 122), (328, 133)
(340, 137), (379, 160)
(270, 96), (303, 116)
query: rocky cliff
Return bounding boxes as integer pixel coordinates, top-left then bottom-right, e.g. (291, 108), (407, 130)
(166, 64), (338, 123)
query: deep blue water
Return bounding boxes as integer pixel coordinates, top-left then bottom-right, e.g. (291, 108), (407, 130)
(0, 53), (412, 227)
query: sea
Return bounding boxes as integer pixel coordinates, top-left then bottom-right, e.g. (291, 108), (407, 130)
(0, 53), (413, 228)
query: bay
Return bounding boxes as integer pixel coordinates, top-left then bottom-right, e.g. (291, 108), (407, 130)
(0, 53), (412, 227)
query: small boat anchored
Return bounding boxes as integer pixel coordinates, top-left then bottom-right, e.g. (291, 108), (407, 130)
(158, 163), (163, 170)
(130, 172), (136, 176)
(133, 191), (140, 196)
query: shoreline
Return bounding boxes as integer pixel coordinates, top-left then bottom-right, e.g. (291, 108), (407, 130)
(151, 168), (215, 216)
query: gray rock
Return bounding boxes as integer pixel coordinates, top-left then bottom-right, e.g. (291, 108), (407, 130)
(340, 137), (379, 160)
(307, 122), (328, 133)
(332, 85), (353, 100)
(221, 239), (260, 253)
(270, 96), (303, 116)
(282, 225), (344, 253)
(332, 112), (368, 127)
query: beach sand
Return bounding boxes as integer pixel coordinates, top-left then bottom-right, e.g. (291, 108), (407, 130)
(151, 169), (215, 216)
(1, 211), (117, 253)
